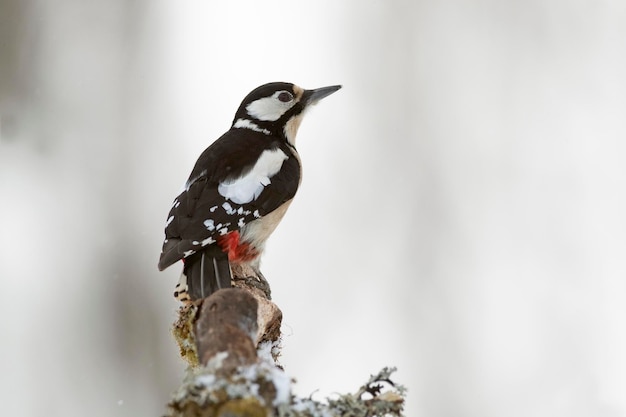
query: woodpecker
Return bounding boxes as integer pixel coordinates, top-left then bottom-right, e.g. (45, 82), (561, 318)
(158, 82), (341, 302)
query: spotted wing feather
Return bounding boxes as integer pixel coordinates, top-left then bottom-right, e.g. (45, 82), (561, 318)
(158, 129), (300, 271)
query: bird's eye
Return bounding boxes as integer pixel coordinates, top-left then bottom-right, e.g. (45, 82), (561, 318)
(277, 91), (293, 103)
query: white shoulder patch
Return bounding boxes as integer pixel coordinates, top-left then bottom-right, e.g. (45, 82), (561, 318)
(218, 148), (288, 204)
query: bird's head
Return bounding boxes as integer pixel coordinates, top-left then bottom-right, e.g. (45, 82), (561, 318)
(232, 82), (341, 146)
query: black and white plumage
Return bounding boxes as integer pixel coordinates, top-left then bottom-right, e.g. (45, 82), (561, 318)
(158, 82), (341, 301)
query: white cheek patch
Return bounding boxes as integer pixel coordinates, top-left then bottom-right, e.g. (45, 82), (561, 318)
(218, 148), (288, 204)
(246, 94), (294, 121)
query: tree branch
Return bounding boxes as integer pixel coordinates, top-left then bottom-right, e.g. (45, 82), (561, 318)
(166, 266), (405, 417)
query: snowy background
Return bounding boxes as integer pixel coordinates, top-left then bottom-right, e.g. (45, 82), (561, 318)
(2, 1), (626, 416)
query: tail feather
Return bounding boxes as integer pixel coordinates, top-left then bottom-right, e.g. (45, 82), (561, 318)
(185, 246), (232, 300)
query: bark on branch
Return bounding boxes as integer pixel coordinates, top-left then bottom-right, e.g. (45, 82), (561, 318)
(165, 265), (405, 417)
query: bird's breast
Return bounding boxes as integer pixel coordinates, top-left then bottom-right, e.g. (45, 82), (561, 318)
(239, 199), (294, 253)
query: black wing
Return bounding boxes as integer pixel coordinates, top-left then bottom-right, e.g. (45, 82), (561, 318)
(158, 129), (300, 271)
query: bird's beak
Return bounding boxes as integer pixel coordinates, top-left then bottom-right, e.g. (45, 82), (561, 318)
(303, 85), (342, 105)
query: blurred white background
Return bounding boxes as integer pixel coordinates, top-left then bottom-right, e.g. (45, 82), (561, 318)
(1, 1), (626, 416)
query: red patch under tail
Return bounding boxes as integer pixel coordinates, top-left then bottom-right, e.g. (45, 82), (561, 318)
(217, 231), (259, 263)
